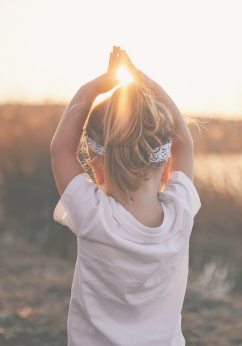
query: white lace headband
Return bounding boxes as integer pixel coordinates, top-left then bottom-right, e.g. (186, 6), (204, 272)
(84, 133), (172, 163)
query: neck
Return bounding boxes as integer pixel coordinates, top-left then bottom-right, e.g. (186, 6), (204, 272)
(103, 166), (164, 207)
(102, 166), (165, 228)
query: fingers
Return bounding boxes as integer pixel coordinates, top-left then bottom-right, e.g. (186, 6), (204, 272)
(108, 46), (126, 72)
(113, 46), (119, 65)
(109, 47), (139, 82)
(108, 46), (120, 72)
(108, 49), (116, 72)
(108, 52), (113, 72)
(112, 48), (118, 69)
(118, 49), (128, 65)
(113, 46), (120, 55)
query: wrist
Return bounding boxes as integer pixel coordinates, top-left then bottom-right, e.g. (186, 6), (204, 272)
(87, 77), (104, 97)
(91, 72), (119, 95)
(132, 68), (141, 82)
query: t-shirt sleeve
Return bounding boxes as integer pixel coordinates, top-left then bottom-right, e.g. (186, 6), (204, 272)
(161, 171), (201, 218)
(53, 173), (99, 236)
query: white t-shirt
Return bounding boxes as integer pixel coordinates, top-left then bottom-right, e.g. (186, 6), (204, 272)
(54, 171), (201, 346)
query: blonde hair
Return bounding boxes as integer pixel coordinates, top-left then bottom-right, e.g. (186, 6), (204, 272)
(83, 82), (174, 201)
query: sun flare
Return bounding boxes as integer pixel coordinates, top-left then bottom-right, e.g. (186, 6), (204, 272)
(117, 67), (133, 85)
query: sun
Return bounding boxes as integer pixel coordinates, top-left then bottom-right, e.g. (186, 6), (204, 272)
(94, 67), (133, 107)
(117, 67), (133, 85)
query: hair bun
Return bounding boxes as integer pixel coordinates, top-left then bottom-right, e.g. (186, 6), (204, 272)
(85, 82), (174, 201)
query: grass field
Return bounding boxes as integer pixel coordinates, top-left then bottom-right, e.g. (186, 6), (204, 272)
(0, 105), (242, 345)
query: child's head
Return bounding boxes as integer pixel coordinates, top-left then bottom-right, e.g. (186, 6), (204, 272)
(83, 82), (174, 201)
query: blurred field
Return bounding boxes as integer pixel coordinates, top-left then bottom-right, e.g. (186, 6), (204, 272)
(0, 105), (242, 345)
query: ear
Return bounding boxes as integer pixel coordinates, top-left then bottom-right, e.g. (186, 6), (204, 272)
(161, 157), (172, 183)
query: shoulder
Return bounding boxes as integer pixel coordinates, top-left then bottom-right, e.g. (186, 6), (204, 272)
(54, 173), (107, 235)
(159, 171), (201, 218)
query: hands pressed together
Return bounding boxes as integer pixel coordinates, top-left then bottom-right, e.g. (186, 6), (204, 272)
(108, 46), (138, 75)
(94, 46), (141, 95)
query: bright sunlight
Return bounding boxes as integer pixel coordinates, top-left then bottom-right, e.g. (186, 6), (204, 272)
(117, 67), (133, 85)
(93, 67), (133, 108)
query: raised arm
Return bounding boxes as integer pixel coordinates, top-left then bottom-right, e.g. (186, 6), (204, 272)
(117, 49), (194, 182)
(50, 47), (120, 195)
(139, 72), (194, 182)
(50, 82), (96, 196)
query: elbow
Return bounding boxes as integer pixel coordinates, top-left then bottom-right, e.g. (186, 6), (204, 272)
(189, 137), (194, 151)
(50, 139), (58, 157)
(50, 139), (78, 160)
(186, 137), (194, 157)
(186, 130), (194, 152)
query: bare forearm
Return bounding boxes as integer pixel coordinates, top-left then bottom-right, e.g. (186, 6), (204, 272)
(50, 81), (98, 156)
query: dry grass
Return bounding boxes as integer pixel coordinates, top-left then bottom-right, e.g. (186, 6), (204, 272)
(0, 232), (242, 346)
(0, 105), (242, 345)
(194, 154), (242, 206)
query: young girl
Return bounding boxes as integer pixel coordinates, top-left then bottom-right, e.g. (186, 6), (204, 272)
(51, 47), (201, 346)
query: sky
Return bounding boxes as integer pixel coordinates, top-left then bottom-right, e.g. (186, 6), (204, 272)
(0, 0), (242, 118)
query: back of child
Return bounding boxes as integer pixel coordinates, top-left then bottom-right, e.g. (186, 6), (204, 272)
(51, 47), (201, 346)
